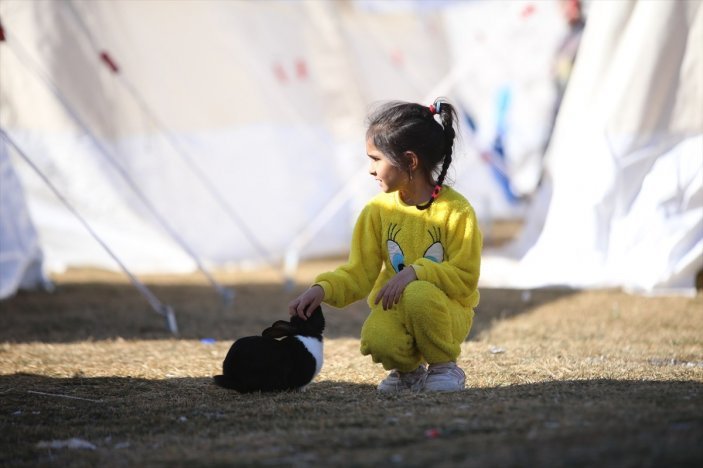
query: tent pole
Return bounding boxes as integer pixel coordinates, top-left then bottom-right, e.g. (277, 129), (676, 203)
(62, 0), (278, 271)
(283, 166), (368, 289)
(2, 29), (234, 306)
(1, 129), (179, 335)
(281, 68), (473, 282)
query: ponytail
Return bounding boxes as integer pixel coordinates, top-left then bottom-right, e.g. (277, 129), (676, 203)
(416, 99), (457, 210)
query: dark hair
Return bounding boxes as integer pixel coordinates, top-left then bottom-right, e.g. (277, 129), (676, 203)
(366, 99), (457, 209)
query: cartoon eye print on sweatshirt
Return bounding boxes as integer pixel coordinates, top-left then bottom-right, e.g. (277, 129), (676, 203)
(387, 224), (406, 272)
(423, 226), (445, 263)
(386, 224), (445, 273)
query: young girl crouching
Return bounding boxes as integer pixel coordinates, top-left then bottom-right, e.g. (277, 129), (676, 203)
(289, 99), (482, 393)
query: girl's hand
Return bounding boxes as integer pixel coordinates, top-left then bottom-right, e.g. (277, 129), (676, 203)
(375, 266), (417, 310)
(288, 285), (325, 320)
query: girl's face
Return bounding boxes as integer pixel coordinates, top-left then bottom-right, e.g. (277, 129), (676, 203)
(366, 138), (407, 193)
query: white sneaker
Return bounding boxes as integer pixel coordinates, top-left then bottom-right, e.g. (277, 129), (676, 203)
(377, 365), (427, 393)
(421, 362), (466, 393)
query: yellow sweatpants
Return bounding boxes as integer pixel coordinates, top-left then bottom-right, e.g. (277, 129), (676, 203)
(360, 280), (474, 372)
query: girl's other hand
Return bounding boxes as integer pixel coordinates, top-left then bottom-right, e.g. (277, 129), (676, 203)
(375, 266), (417, 310)
(288, 285), (324, 320)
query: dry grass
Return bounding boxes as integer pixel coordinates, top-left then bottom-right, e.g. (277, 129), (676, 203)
(1, 254), (702, 467)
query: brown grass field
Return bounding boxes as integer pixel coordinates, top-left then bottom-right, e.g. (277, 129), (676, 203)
(1, 246), (702, 466)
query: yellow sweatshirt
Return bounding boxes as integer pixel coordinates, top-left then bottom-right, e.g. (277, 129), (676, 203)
(315, 186), (482, 310)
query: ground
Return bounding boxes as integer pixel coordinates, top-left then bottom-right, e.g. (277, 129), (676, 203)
(1, 246), (702, 466)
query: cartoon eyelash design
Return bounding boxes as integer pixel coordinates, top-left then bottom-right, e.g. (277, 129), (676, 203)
(423, 227), (444, 263)
(387, 223), (405, 273)
(388, 223), (401, 241)
(427, 226), (441, 244)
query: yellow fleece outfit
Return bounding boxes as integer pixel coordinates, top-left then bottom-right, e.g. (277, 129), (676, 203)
(315, 186), (482, 372)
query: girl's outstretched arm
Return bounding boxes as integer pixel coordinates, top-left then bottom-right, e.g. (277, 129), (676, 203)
(314, 203), (383, 308)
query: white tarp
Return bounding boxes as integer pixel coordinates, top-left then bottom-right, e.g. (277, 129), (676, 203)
(0, 0), (563, 296)
(0, 0), (381, 276)
(0, 141), (48, 298)
(481, 0), (703, 294)
(1, 0), (699, 297)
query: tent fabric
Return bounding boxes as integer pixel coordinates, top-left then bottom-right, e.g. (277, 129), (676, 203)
(1, 0), (699, 297)
(481, 0), (703, 294)
(0, 0), (562, 290)
(0, 0), (458, 276)
(0, 141), (49, 299)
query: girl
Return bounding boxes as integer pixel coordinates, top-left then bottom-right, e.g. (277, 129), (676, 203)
(289, 99), (482, 393)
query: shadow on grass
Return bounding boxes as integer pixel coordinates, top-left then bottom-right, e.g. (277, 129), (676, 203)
(0, 281), (319, 343)
(2, 373), (701, 467)
(471, 287), (577, 338)
(0, 279), (577, 344)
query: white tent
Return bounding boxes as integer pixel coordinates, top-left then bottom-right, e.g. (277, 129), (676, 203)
(481, 0), (703, 294)
(0, 143), (49, 298)
(0, 0), (563, 298)
(1, 0), (699, 299)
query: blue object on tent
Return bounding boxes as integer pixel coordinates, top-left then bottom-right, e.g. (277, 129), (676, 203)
(491, 86), (520, 205)
(462, 110), (477, 133)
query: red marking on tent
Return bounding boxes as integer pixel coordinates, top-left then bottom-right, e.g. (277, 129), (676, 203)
(295, 59), (308, 80)
(0, 18), (6, 42)
(426, 22), (439, 37)
(273, 62), (288, 83)
(100, 51), (119, 74)
(390, 49), (404, 68)
(521, 4), (536, 18)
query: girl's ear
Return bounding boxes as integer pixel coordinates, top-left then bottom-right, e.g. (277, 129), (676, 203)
(403, 151), (419, 172)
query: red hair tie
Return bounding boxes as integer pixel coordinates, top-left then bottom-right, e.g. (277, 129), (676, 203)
(431, 185), (441, 199)
(429, 104), (436, 114)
